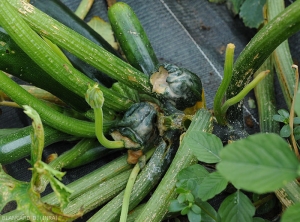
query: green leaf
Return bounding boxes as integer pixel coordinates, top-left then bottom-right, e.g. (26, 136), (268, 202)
(181, 206), (191, 215)
(293, 117), (300, 124)
(218, 190), (255, 222)
(278, 109), (290, 119)
(187, 179), (196, 191)
(272, 114), (285, 123)
(176, 164), (209, 189)
(187, 131), (223, 163)
(217, 133), (300, 193)
(293, 126), (300, 140)
(35, 161), (73, 209)
(239, 0), (266, 28)
(195, 199), (219, 222)
(188, 209), (202, 222)
(186, 192), (195, 203)
(87, 16), (119, 51)
(280, 124), (291, 138)
(178, 193), (187, 203)
(0, 106), (81, 220)
(23, 105), (44, 165)
(176, 187), (189, 194)
(168, 199), (187, 213)
(191, 204), (201, 214)
(198, 171), (228, 201)
(281, 202), (300, 222)
(0, 165), (81, 221)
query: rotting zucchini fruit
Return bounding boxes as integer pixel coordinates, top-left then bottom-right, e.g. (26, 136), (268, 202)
(150, 63), (203, 110)
(110, 102), (159, 151)
(108, 2), (205, 113)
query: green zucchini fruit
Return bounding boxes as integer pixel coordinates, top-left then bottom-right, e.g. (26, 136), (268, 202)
(0, 27), (89, 112)
(0, 128), (20, 137)
(0, 125), (75, 165)
(30, 0), (118, 87)
(108, 2), (159, 76)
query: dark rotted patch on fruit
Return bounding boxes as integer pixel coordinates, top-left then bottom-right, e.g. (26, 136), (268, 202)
(110, 102), (158, 150)
(150, 63), (203, 110)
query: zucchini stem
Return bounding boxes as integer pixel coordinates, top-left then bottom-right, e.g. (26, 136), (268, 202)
(135, 109), (213, 221)
(0, 1), (132, 112)
(37, 138), (100, 192)
(2, 154), (134, 219)
(226, 0), (300, 121)
(87, 145), (158, 222)
(86, 84), (124, 148)
(41, 36), (72, 65)
(221, 70), (269, 115)
(120, 162), (141, 222)
(253, 194), (274, 208)
(254, 57), (279, 133)
(0, 101), (20, 108)
(213, 43), (235, 125)
(268, 0), (296, 109)
(8, 0), (152, 95)
(0, 70), (97, 137)
(289, 65), (300, 158)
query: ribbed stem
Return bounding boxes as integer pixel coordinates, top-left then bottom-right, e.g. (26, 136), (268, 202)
(254, 57), (279, 133)
(37, 138), (100, 192)
(64, 170), (132, 215)
(2, 154), (133, 220)
(87, 139), (172, 222)
(136, 109), (213, 222)
(268, 0), (295, 109)
(8, 0), (152, 95)
(0, 71), (97, 137)
(226, 0), (300, 121)
(256, 0), (300, 211)
(0, 0), (132, 112)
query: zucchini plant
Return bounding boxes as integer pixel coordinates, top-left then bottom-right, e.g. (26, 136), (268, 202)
(30, 0), (119, 88)
(0, 106), (82, 221)
(0, 0), (300, 222)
